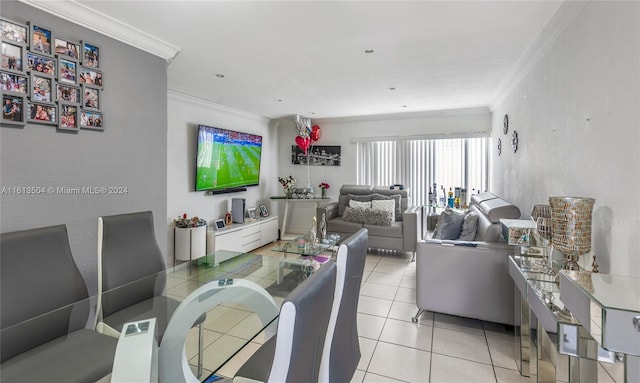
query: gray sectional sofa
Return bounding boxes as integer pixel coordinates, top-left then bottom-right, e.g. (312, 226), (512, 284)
(316, 185), (420, 255)
(415, 192), (522, 325)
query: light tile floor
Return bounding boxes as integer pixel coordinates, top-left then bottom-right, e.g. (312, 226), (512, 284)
(199, 242), (623, 383)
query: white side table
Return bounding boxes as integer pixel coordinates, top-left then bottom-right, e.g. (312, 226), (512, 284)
(174, 226), (207, 264)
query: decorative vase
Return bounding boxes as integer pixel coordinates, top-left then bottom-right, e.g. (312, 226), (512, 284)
(285, 189), (293, 199)
(549, 196), (595, 271)
(321, 188), (326, 199)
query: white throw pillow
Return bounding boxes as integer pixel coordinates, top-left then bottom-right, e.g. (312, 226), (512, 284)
(350, 200), (371, 209)
(371, 199), (395, 222)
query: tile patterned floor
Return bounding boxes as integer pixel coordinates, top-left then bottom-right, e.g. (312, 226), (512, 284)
(193, 242), (624, 383)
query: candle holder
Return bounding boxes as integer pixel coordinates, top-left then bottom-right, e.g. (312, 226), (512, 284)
(549, 196), (595, 271)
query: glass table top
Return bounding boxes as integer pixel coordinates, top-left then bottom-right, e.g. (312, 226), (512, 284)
(271, 234), (341, 257)
(1, 251), (302, 382)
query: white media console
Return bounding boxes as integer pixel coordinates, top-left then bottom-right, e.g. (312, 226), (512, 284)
(207, 216), (278, 265)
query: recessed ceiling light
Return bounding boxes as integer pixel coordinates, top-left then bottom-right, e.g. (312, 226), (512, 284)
(402, 105), (408, 108)
(389, 87), (396, 91)
(364, 49), (375, 54)
(215, 74), (225, 78)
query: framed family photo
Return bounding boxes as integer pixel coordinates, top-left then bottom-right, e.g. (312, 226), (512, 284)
(1, 41), (25, 73)
(29, 22), (53, 56)
(31, 74), (53, 103)
(247, 207), (257, 220)
(54, 37), (79, 59)
(79, 67), (103, 87)
(58, 103), (79, 131)
(81, 41), (100, 68)
(56, 83), (80, 103)
(1, 71), (28, 95)
(28, 102), (56, 125)
(82, 85), (100, 110)
(80, 110), (103, 130)
(2, 94), (26, 126)
(58, 57), (77, 84)
(27, 52), (55, 75)
(258, 204), (269, 217)
(1, 18), (28, 46)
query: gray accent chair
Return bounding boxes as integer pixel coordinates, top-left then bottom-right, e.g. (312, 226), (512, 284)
(1, 225), (117, 383)
(317, 185), (420, 257)
(233, 262), (337, 383)
(95, 211), (205, 374)
(414, 192), (521, 325)
(319, 228), (368, 382)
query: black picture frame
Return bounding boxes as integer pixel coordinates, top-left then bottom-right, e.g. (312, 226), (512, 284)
(1, 71), (28, 95)
(81, 40), (100, 69)
(58, 103), (79, 131)
(27, 101), (57, 125)
(2, 94), (26, 126)
(30, 74), (54, 104)
(1, 18), (28, 46)
(79, 110), (103, 130)
(58, 57), (77, 85)
(28, 22), (53, 56)
(291, 145), (342, 166)
(259, 204), (269, 217)
(1, 41), (25, 74)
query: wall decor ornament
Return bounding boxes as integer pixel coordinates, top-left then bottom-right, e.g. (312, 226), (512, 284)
(549, 196), (595, 270)
(291, 145), (342, 166)
(512, 130), (519, 153)
(497, 138), (502, 156)
(503, 114), (509, 134)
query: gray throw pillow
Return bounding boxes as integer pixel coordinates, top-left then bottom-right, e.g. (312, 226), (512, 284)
(342, 206), (366, 223)
(458, 210), (479, 241)
(370, 194), (403, 221)
(363, 208), (393, 226)
(433, 209), (465, 240)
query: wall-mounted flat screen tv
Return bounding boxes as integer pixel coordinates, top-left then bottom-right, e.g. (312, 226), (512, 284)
(195, 124), (263, 193)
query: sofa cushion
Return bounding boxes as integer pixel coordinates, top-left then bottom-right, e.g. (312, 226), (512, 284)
(470, 192), (498, 207)
(365, 221), (403, 238)
(327, 217), (364, 234)
(370, 194), (402, 222)
(343, 207), (366, 223)
(458, 210), (479, 241)
(371, 188), (406, 221)
(338, 185), (374, 216)
(372, 199), (395, 222)
(363, 208), (393, 226)
(433, 209), (465, 240)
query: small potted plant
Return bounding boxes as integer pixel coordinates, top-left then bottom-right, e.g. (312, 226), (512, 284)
(318, 182), (330, 198)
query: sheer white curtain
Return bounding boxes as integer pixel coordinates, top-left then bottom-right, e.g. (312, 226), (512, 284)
(356, 137), (488, 206)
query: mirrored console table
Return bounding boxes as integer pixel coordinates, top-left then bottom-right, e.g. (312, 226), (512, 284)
(509, 256), (614, 382)
(559, 271), (640, 383)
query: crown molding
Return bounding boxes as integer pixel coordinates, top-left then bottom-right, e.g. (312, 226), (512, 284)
(489, 1), (589, 109)
(168, 90), (271, 124)
(18, 0), (182, 62)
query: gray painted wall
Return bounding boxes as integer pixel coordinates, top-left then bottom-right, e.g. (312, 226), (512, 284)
(0, 2), (168, 294)
(491, 2), (640, 277)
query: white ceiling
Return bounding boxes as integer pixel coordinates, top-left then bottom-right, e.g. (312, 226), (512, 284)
(37, 1), (564, 119)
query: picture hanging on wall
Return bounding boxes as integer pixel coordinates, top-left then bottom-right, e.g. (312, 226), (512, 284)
(27, 101), (56, 125)
(80, 110), (103, 130)
(1, 41), (25, 73)
(58, 103), (79, 131)
(27, 51), (55, 74)
(291, 145), (341, 166)
(81, 41), (100, 68)
(56, 83), (80, 103)
(29, 22), (53, 56)
(1, 71), (28, 95)
(54, 37), (79, 59)
(1, 18), (28, 45)
(2, 94), (26, 126)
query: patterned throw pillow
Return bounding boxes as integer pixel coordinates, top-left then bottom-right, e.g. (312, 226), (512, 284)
(349, 200), (371, 209)
(458, 210), (479, 240)
(343, 206), (366, 223)
(371, 194), (403, 221)
(364, 208), (393, 226)
(372, 199), (396, 221)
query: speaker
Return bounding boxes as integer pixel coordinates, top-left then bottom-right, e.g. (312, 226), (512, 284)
(232, 198), (245, 224)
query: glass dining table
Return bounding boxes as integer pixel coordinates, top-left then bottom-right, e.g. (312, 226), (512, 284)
(2, 250), (303, 383)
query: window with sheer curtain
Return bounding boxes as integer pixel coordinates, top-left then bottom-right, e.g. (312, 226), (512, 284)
(355, 136), (489, 206)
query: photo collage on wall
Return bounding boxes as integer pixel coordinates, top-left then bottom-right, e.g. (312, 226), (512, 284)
(1, 17), (104, 132)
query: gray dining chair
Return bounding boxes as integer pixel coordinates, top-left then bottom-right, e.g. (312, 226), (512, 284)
(95, 210), (205, 376)
(319, 228), (368, 382)
(233, 261), (337, 383)
(1, 225), (117, 383)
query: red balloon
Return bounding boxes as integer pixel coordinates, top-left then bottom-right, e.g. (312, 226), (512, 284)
(295, 135), (311, 154)
(310, 125), (321, 142)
